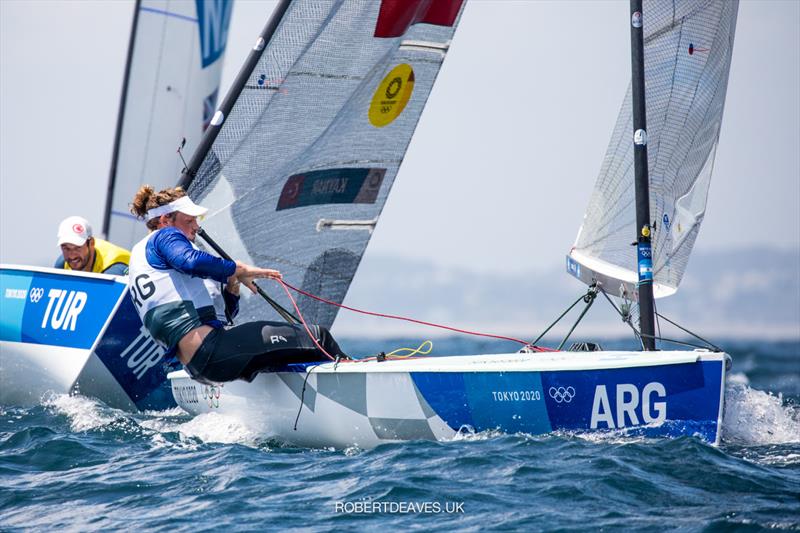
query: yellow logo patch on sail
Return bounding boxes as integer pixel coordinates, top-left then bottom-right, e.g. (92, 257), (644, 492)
(368, 64), (415, 128)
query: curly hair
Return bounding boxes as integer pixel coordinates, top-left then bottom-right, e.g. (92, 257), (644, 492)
(130, 185), (187, 231)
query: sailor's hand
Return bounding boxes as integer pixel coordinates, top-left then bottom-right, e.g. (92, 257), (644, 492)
(234, 261), (282, 293)
(225, 274), (241, 296)
(254, 269), (282, 280)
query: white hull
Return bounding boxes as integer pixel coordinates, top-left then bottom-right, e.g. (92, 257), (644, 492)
(1, 265), (176, 410)
(0, 341), (89, 406)
(169, 350), (729, 449)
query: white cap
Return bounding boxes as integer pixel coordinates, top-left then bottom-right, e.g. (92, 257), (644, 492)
(57, 216), (93, 246)
(145, 196), (209, 221)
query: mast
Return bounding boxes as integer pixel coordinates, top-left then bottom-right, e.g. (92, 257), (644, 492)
(629, 0), (656, 350)
(102, 0), (141, 238)
(178, 0), (292, 190)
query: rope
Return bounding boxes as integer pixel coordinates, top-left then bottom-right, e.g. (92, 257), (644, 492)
(276, 280), (336, 360)
(386, 340), (433, 358)
(654, 297), (662, 343)
(279, 280), (531, 346)
(556, 286), (597, 350)
(596, 286), (720, 352)
(527, 290), (591, 346)
(654, 312), (722, 352)
(293, 364), (318, 430)
(638, 333), (720, 351)
(597, 286), (645, 350)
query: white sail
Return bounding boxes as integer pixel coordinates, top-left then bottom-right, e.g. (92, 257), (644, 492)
(568, 0), (739, 300)
(186, 0), (466, 328)
(104, 0), (234, 250)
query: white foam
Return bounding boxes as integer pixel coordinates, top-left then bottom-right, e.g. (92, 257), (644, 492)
(722, 374), (800, 445)
(42, 393), (122, 432)
(41, 393), (266, 449)
(141, 407), (186, 417)
(173, 412), (263, 446)
(450, 427), (507, 443)
(141, 413), (262, 447)
(570, 428), (650, 445)
(343, 445), (362, 456)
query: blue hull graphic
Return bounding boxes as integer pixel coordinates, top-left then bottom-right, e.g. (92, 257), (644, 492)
(169, 352), (728, 448)
(93, 296), (177, 410)
(1, 266), (176, 411)
(412, 361), (725, 443)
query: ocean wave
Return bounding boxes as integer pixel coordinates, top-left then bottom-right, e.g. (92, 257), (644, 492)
(41, 392), (134, 434)
(37, 393), (268, 451)
(143, 411), (266, 448)
(722, 374), (800, 446)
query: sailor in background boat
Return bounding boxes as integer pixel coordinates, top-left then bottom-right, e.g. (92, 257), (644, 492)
(128, 185), (347, 384)
(54, 215), (130, 275)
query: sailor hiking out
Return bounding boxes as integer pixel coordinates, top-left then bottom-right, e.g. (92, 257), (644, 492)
(128, 185), (346, 383)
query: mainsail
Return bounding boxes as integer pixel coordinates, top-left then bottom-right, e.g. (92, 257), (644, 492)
(183, 0), (466, 327)
(568, 0), (739, 299)
(103, 0), (233, 250)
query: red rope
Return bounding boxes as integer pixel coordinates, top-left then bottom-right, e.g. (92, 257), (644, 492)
(276, 280), (336, 361)
(277, 279), (532, 346)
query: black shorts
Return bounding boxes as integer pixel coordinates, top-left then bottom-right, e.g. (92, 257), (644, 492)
(185, 321), (345, 383)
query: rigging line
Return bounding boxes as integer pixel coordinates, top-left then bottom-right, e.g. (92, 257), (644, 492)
(276, 281), (335, 360)
(597, 287), (716, 351)
(654, 312), (722, 352)
(272, 287), (429, 364)
(293, 364), (318, 431)
(279, 280), (530, 346)
(638, 333), (717, 351)
(556, 286), (598, 351)
(597, 285), (645, 350)
(528, 289), (594, 347)
(654, 296), (662, 349)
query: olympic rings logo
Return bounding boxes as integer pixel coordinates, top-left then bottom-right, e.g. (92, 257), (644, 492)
(29, 287), (45, 303)
(548, 386), (576, 403)
(202, 385), (221, 408)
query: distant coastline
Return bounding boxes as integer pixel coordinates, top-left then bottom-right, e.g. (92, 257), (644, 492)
(333, 246), (800, 340)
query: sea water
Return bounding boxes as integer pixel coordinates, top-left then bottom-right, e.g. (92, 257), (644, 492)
(1, 339), (798, 531)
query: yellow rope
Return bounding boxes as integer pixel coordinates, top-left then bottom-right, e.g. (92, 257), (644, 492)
(386, 340), (433, 359)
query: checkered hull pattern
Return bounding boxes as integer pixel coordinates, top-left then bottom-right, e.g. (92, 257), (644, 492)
(170, 351), (728, 448)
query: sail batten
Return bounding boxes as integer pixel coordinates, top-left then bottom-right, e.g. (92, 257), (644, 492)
(569, 0), (738, 301)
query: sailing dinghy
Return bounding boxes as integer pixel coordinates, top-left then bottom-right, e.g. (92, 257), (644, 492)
(167, 0), (739, 448)
(0, 0), (234, 410)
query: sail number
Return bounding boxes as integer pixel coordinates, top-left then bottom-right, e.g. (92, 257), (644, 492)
(40, 289), (87, 331)
(590, 382), (666, 429)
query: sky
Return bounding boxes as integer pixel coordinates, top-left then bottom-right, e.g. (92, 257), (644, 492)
(1, 0), (798, 276)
